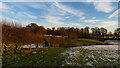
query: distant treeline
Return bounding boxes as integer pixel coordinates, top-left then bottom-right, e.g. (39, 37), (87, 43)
(2, 22), (120, 52)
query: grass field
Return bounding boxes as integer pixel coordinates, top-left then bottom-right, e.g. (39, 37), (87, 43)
(2, 47), (119, 67)
(2, 39), (118, 67)
(2, 47), (67, 67)
(73, 39), (109, 46)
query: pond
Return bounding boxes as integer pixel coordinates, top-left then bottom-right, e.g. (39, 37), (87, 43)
(104, 40), (120, 45)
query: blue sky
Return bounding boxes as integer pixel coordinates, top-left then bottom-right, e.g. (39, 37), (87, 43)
(0, 2), (119, 32)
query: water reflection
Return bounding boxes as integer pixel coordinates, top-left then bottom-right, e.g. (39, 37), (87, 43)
(104, 40), (120, 45)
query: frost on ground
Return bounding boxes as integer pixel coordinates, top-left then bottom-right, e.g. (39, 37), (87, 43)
(62, 45), (119, 66)
(78, 45), (119, 50)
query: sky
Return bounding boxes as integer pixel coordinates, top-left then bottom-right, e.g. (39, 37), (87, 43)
(0, 1), (119, 32)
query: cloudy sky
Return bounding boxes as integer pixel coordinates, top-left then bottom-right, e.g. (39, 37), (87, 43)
(0, 1), (119, 32)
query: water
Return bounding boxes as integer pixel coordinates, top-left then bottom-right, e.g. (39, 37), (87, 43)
(104, 40), (120, 45)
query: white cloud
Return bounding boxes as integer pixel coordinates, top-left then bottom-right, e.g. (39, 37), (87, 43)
(54, 0), (84, 17)
(25, 13), (37, 19)
(83, 0), (93, 2)
(28, 15), (37, 19)
(2, 0), (54, 2)
(44, 15), (82, 27)
(92, 17), (96, 19)
(83, 19), (117, 28)
(80, 17), (86, 20)
(93, 2), (115, 13)
(16, 12), (37, 19)
(65, 16), (70, 19)
(84, 19), (101, 23)
(93, 0), (119, 2)
(21, 2), (68, 17)
(64, 23), (81, 27)
(47, 8), (67, 16)
(2, 0), (119, 2)
(108, 9), (120, 19)
(0, 2), (9, 11)
(20, 2), (51, 10)
(99, 21), (117, 27)
(45, 16), (64, 26)
(0, 3), (6, 9)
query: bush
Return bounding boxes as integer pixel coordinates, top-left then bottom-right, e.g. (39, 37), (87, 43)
(60, 39), (76, 47)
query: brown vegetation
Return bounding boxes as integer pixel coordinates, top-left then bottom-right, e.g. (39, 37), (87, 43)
(2, 22), (120, 53)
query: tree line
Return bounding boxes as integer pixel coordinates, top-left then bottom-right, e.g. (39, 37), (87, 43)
(46, 26), (120, 39)
(2, 22), (120, 53)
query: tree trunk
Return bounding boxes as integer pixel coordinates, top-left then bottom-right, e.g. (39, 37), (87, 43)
(36, 44), (39, 48)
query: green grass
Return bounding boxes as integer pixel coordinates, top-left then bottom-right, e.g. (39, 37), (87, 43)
(2, 39), (114, 67)
(73, 39), (109, 46)
(2, 47), (119, 67)
(2, 47), (67, 67)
